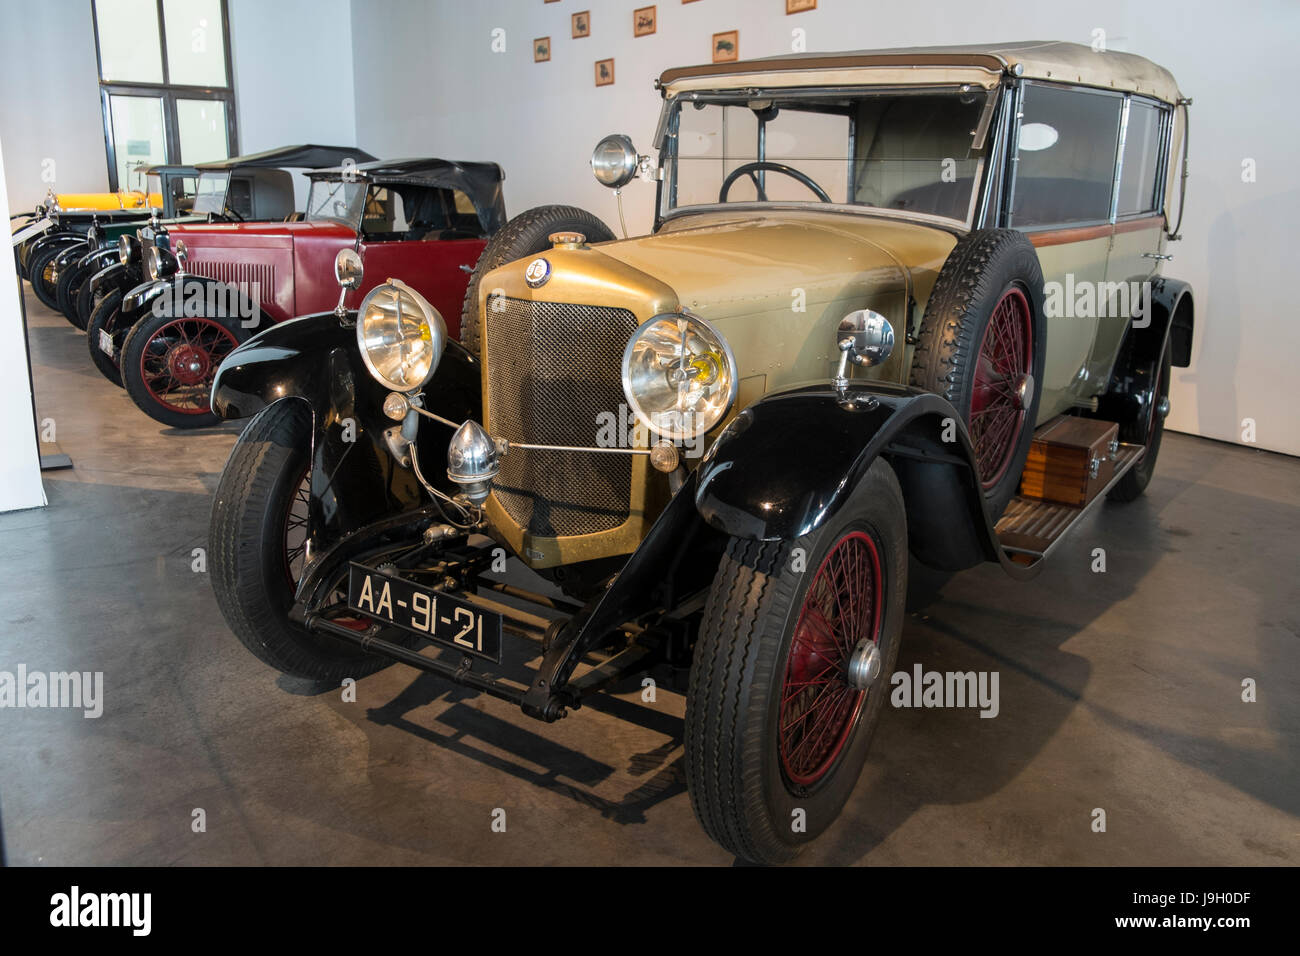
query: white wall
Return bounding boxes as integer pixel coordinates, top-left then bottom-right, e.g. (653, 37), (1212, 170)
(350, 0), (1300, 457)
(0, 0), (110, 214)
(228, 0), (358, 154)
(0, 0), (360, 213)
(0, 133), (48, 513)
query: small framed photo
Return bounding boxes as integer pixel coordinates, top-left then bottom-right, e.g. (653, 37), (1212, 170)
(572, 11), (590, 38)
(634, 6), (656, 37)
(712, 30), (738, 63)
(595, 58), (615, 86)
(534, 37), (551, 62)
(786, 0), (817, 12)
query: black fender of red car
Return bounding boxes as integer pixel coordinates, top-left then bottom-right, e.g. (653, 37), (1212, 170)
(694, 382), (1004, 573)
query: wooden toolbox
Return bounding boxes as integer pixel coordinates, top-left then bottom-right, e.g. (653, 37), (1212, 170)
(1018, 417), (1120, 507)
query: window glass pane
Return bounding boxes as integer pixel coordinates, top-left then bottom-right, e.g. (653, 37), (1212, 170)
(671, 91), (987, 221)
(108, 95), (167, 193)
(163, 0), (227, 87)
(176, 99), (229, 164)
(1117, 102), (1163, 216)
(1011, 84), (1122, 226)
(95, 0), (163, 83)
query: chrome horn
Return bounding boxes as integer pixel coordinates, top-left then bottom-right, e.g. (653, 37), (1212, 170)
(447, 420), (501, 505)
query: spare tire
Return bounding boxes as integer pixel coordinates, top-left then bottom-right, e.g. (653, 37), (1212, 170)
(458, 205), (615, 357)
(909, 228), (1045, 521)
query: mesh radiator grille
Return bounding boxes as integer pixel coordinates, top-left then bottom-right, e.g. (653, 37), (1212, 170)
(485, 295), (639, 537)
(188, 259), (275, 309)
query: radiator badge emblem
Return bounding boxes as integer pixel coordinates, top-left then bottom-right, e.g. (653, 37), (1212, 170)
(524, 257), (552, 288)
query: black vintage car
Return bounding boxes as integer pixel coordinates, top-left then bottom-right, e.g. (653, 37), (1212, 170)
(14, 164), (198, 320)
(83, 144), (374, 387)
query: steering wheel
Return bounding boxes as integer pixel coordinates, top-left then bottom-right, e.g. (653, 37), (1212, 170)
(719, 161), (833, 203)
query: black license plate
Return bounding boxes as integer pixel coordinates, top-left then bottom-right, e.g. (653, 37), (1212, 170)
(347, 564), (502, 663)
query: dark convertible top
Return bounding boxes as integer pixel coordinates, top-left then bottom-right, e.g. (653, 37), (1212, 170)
(195, 144), (377, 172)
(309, 157), (507, 233)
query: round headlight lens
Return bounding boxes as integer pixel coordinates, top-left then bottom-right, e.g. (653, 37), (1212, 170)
(118, 235), (136, 266)
(356, 280), (446, 393)
(591, 134), (638, 188)
(144, 244), (163, 280)
(621, 312), (737, 441)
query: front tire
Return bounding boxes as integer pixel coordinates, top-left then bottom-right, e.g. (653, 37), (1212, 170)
(209, 400), (395, 683)
(120, 310), (245, 428)
(86, 289), (125, 387)
(685, 458), (907, 865)
(26, 245), (63, 312)
(56, 259), (95, 328)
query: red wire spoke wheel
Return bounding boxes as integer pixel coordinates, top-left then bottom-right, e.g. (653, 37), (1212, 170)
(138, 317), (240, 414)
(778, 530), (881, 787)
(968, 286), (1033, 490)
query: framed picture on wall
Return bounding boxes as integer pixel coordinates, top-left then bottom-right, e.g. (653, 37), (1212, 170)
(572, 11), (590, 38)
(634, 6), (657, 37)
(786, 0), (817, 12)
(595, 58), (615, 86)
(712, 30), (738, 63)
(534, 37), (551, 62)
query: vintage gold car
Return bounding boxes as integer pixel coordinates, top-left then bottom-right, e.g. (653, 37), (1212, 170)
(206, 42), (1194, 865)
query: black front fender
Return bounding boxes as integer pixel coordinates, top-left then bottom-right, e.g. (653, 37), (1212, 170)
(77, 245), (118, 271)
(695, 382), (1012, 574)
(213, 311), (483, 549)
(89, 261), (134, 298)
(120, 278), (170, 323)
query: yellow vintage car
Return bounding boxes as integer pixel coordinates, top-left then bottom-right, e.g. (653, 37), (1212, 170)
(207, 42), (1193, 865)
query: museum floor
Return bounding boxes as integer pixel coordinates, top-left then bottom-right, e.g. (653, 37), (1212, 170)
(2, 287), (1296, 866)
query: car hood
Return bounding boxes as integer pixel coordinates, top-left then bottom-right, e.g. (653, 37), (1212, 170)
(166, 219), (355, 248)
(594, 209), (958, 320)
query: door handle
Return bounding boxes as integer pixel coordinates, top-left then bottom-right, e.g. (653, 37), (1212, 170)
(1143, 252), (1173, 261)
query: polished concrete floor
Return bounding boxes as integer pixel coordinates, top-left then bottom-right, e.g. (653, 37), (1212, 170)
(2, 287), (1297, 866)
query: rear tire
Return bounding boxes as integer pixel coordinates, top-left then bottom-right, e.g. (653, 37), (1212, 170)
(685, 458), (907, 865)
(209, 400), (396, 683)
(86, 289), (126, 387)
(458, 205), (615, 357)
(1109, 346), (1171, 502)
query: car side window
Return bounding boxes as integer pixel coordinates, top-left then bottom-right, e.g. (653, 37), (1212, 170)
(362, 187), (411, 236)
(228, 178), (253, 219)
(1116, 101), (1164, 216)
(1010, 83), (1122, 227)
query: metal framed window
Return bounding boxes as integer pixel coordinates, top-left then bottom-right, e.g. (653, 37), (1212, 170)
(91, 0), (238, 191)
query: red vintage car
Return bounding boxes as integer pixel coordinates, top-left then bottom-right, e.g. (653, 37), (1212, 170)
(114, 158), (506, 427)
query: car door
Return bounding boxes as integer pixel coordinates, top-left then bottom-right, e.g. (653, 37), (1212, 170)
(1006, 81), (1125, 422)
(1089, 97), (1173, 386)
(356, 185), (488, 338)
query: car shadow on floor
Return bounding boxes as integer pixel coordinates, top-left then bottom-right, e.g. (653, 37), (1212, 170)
(353, 669), (688, 826)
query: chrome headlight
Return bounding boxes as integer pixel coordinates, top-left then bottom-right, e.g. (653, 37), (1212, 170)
(356, 279), (446, 393)
(621, 312), (737, 441)
(118, 235), (137, 266)
(144, 244), (175, 281)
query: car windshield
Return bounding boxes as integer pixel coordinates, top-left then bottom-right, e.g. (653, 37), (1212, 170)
(305, 179), (367, 227)
(192, 171), (230, 215)
(662, 87), (993, 224)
